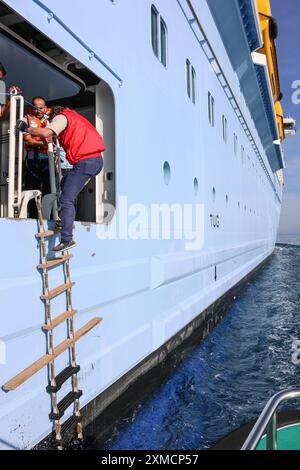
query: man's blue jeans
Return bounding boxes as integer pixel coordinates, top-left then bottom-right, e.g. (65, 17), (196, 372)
(60, 156), (103, 242)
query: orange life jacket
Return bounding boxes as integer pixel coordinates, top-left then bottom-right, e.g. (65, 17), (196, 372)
(25, 109), (51, 154)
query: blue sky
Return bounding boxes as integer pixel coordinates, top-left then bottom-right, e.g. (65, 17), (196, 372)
(272, 0), (300, 239)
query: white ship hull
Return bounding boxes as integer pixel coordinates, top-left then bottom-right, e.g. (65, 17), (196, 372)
(0, 0), (283, 449)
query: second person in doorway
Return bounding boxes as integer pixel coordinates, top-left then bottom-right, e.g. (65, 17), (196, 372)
(23, 96), (51, 218)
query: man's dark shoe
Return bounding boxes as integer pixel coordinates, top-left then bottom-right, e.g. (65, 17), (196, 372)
(53, 240), (76, 252)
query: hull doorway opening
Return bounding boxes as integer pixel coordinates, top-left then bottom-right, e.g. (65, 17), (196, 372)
(0, 1), (116, 224)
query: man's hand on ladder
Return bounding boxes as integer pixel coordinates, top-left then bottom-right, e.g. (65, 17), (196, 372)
(15, 119), (29, 133)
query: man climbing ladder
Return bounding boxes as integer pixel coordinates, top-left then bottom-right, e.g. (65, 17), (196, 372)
(16, 106), (105, 251)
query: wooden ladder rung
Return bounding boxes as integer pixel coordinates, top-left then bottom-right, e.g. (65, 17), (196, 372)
(54, 317), (102, 356)
(37, 254), (73, 270)
(2, 317), (103, 391)
(40, 282), (75, 301)
(42, 309), (77, 330)
(2, 354), (52, 392)
(35, 230), (55, 239)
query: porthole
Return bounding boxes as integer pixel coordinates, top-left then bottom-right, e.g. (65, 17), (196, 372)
(212, 187), (216, 202)
(163, 161), (171, 185)
(194, 178), (199, 196)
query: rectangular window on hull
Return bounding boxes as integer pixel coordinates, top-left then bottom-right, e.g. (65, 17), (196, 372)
(222, 115), (227, 143)
(160, 19), (167, 67)
(151, 6), (159, 58)
(151, 5), (168, 67)
(234, 133), (237, 156)
(208, 92), (215, 127)
(191, 66), (196, 104)
(186, 60), (191, 99)
(186, 60), (196, 104)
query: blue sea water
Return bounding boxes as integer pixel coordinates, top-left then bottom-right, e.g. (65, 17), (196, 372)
(93, 245), (300, 450)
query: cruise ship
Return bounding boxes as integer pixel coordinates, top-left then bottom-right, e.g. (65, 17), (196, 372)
(0, 0), (295, 450)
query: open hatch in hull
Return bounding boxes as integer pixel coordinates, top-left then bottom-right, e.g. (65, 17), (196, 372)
(0, 1), (116, 224)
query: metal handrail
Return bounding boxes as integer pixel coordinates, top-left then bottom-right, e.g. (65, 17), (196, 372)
(47, 142), (58, 221)
(8, 94), (24, 217)
(16, 99), (24, 209)
(241, 389), (300, 450)
(8, 97), (59, 219)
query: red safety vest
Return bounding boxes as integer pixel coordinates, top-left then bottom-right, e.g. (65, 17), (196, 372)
(58, 108), (105, 165)
(25, 113), (50, 154)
